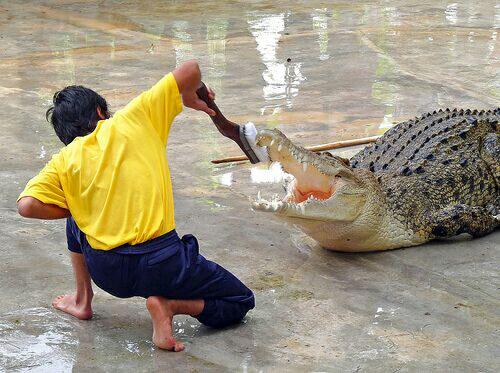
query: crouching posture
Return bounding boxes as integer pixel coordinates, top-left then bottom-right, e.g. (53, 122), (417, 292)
(17, 61), (255, 351)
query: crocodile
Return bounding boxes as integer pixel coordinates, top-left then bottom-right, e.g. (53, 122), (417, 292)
(251, 108), (499, 252)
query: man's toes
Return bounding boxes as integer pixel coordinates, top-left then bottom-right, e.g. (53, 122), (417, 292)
(174, 342), (185, 352)
(52, 297), (62, 306)
(53, 301), (65, 310)
(165, 337), (177, 350)
(52, 295), (72, 310)
(155, 336), (180, 351)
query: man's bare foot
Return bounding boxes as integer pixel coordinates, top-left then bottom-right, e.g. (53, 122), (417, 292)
(146, 297), (184, 351)
(52, 294), (93, 320)
(146, 296), (204, 352)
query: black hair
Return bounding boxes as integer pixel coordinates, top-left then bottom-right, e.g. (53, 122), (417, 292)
(46, 86), (110, 145)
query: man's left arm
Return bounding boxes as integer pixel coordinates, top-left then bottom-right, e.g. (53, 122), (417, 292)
(17, 153), (69, 220)
(18, 196), (70, 219)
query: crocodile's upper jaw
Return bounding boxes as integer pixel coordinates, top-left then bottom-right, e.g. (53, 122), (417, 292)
(251, 129), (367, 222)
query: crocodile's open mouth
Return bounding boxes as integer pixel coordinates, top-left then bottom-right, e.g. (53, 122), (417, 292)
(252, 129), (340, 213)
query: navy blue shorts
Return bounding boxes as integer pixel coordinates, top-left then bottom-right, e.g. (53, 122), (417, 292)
(66, 218), (255, 328)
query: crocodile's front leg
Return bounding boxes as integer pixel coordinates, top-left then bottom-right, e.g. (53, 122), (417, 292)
(429, 204), (499, 238)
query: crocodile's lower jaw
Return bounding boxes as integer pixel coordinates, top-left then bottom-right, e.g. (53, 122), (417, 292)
(252, 191), (334, 215)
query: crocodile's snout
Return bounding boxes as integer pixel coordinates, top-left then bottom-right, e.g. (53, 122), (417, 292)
(256, 129), (289, 149)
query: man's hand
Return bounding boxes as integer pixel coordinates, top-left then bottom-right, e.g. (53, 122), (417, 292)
(18, 196), (70, 219)
(182, 85), (216, 116)
(172, 60), (216, 116)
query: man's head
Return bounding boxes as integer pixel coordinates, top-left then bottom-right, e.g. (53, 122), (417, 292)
(46, 86), (110, 145)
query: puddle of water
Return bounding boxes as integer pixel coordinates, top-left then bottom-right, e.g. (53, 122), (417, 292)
(378, 114), (395, 130)
(445, 3), (458, 25)
(172, 20), (194, 67)
(196, 197), (232, 212)
(173, 319), (202, 340)
(218, 171), (234, 186)
(121, 339), (155, 356)
(312, 8), (330, 61)
(0, 307), (76, 371)
(248, 12), (306, 112)
(38, 145), (46, 159)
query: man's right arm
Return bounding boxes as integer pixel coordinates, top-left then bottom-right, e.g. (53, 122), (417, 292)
(172, 60), (216, 116)
(116, 60), (216, 144)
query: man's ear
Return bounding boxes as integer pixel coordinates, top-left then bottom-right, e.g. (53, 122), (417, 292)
(97, 106), (107, 120)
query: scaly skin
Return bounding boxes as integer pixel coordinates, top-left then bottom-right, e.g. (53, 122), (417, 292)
(252, 108), (499, 252)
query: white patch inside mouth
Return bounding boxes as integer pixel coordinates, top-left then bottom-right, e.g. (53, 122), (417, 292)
(250, 162), (287, 184)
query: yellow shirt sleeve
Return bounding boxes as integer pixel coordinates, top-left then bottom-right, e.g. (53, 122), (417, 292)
(17, 153), (68, 209)
(117, 72), (183, 145)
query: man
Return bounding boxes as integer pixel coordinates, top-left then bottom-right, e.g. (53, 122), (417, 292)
(17, 60), (255, 352)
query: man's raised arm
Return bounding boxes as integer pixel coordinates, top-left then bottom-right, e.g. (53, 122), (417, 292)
(172, 60), (216, 116)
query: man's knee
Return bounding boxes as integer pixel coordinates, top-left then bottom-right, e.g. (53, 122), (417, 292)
(241, 288), (255, 311)
(197, 291), (255, 329)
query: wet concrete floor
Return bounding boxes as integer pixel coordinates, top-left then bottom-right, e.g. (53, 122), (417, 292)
(0, 0), (499, 371)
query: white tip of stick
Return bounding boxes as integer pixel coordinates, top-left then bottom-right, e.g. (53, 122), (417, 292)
(244, 122), (270, 163)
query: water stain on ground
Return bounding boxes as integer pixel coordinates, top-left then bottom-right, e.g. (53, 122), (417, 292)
(284, 289), (314, 301)
(249, 271), (286, 291)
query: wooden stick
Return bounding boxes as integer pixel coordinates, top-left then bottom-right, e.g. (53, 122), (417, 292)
(211, 135), (381, 164)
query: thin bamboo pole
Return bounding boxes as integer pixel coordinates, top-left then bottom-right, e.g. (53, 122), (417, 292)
(211, 135), (381, 164)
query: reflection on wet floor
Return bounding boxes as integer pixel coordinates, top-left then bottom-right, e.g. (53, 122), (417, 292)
(248, 12), (306, 113)
(0, 308), (76, 371)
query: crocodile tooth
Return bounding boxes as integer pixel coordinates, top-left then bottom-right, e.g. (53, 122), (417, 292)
(257, 191), (261, 201)
(270, 140), (275, 146)
(278, 143), (282, 151)
(300, 203), (306, 214)
(302, 162), (308, 172)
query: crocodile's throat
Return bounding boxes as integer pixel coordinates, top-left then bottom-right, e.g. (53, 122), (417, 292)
(281, 158), (335, 204)
(252, 130), (339, 212)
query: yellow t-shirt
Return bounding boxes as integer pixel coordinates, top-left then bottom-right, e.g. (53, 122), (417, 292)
(18, 73), (183, 250)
